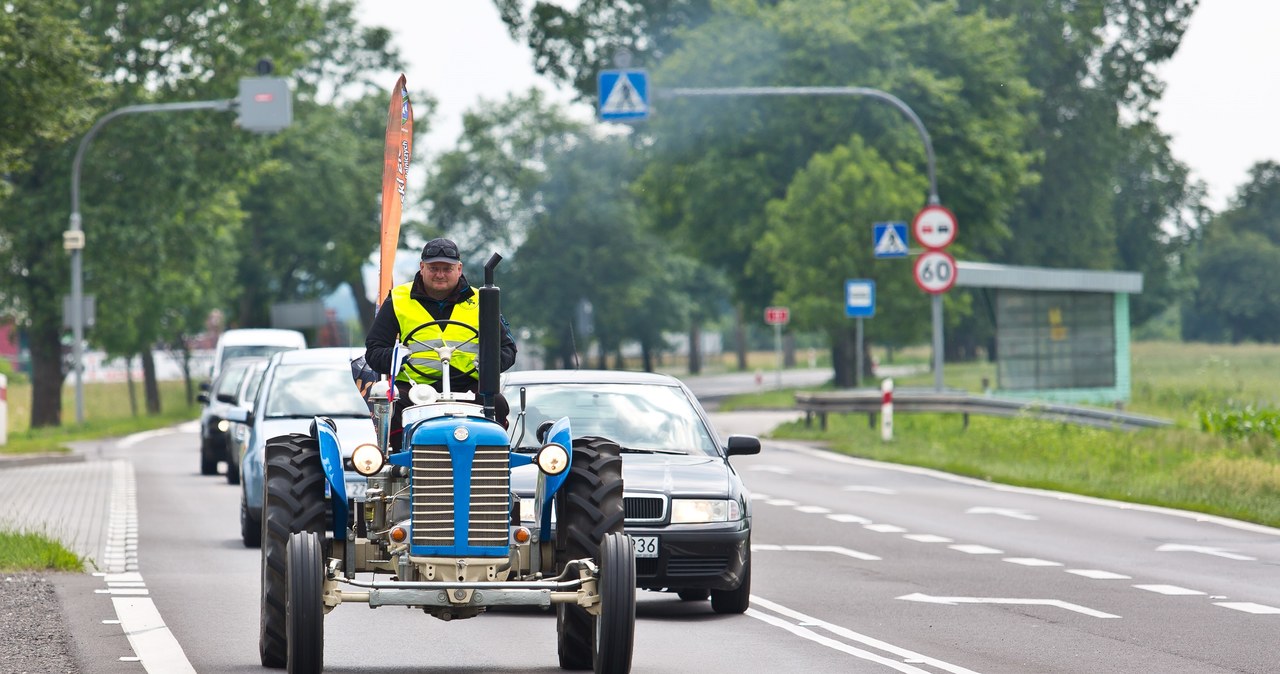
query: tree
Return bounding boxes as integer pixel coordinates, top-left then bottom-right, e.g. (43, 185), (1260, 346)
(0, 0), (400, 427)
(637, 0), (1035, 367)
(1185, 162), (1280, 342)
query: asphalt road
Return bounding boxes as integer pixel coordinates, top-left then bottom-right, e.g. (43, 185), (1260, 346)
(51, 401), (1280, 673)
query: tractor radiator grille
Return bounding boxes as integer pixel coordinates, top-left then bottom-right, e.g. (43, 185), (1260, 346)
(411, 444), (510, 549)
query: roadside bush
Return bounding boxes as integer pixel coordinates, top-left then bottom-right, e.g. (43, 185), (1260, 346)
(1198, 405), (1280, 442)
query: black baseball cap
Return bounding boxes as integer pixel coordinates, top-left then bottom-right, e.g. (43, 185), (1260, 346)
(421, 238), (461, 264)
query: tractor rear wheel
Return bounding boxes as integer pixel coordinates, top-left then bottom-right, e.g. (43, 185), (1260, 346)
(286, 531), (324, 674)
(260, 433), (326, 669)
(555, 436), (624, 671)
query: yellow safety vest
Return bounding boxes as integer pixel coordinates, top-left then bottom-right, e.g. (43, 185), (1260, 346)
(390, 282), (481, 386)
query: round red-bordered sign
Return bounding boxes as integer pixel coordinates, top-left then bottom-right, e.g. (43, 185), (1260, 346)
(911, 204), (958, 250)
(913, 250), (957, 294)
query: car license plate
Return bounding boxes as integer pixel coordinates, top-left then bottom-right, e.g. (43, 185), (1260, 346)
(345, 481), (367, 501)
(631, 536), (659, 558)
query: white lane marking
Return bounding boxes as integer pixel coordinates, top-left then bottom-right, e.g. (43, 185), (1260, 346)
(175, 420), (199, 433)
(765, 498), (798, 507)
(904, 534), (953, 543)
(1065, 569), (1131, 580)
(1133, 584), (1205, 596)
(750, 596), (982, 674)
(1155, 543), (1256, 561)
(844, 485), (898, 494)
(750, 493), (771, 500)
(116, 428), (176, 449)
(95, 588), (149, 595)
(864, 523), (907, 533)
(827, 513), (871, 524)
(898, 592), (1120, 619)
(966, 506), (1038, 521)
(778, 443), (1280, 537)
(749, 465), (795, 475)
(950, 544), (1003, 555)
(1214, 602), (1280, 614)
(112, 598), (197, 673)
(795, 505), (831, 514)
(753, 544), (881, 561)
(1003, 557), (1063, 567)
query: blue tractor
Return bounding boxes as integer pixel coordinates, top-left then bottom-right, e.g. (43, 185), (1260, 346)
(257, 255), (636, 673)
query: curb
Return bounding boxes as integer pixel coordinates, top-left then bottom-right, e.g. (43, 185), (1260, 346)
(0, 453), (87, 470)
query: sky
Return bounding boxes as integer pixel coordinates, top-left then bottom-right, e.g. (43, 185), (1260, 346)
(353, 0), (1280, 215)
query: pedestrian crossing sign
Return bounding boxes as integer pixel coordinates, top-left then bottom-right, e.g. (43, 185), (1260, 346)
(598, 69), (649, 122)
(873, 222), (909, 258)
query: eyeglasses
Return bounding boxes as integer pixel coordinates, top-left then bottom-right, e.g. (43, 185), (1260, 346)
(421, 243), (458, 260)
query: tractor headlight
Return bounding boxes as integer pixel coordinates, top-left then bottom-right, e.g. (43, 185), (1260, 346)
(535, 443), (569, 475)
(670, 499), (739, 524)
(350, 443), (385, 477)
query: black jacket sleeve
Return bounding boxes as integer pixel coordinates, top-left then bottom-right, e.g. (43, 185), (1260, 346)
(364, 293), (400, 375)
(499, 314), (518, 372)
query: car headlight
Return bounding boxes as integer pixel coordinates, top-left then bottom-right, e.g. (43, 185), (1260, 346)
(350, 443), (385, 477)
(217, 419), (229, 432)
(535, 443), (569, 475)
(670, 499), (740, 524)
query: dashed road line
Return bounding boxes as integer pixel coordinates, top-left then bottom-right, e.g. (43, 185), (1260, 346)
(864, 523), (907, 533)
(1066, 569), (1131, 580)
(1215, 602), (1280, 614)
(1133, 584), (1205, 596)
(1003, 558), (1063, 567)
(826, 513), (871, 524)
(950, 544), (1003, 555)
(904, 534), (952, 543)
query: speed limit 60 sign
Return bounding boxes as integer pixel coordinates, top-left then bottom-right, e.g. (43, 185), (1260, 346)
(913, 250), (957, 294)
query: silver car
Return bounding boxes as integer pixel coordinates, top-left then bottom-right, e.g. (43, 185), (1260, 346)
(228, 347), (376, 547)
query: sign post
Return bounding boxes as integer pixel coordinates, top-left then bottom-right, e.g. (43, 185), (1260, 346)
(846, 280), (875, 387)
(911, 205), (959, 391)
(764, 306), (790, 388)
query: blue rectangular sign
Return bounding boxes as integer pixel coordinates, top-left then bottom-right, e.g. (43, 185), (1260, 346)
(846, 279), (875, 318)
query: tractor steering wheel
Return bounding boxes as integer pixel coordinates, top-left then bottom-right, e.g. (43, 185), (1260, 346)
(401, 319), (481, 382)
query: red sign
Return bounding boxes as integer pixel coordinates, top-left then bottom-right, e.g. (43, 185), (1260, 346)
(913, 250), (958, 294)
(911, 204), (958, 250)
(764, 306), (790, 325)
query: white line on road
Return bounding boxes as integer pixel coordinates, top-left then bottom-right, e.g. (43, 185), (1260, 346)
(753, 543), (881, 561)
(1133, 584), (1205, 596)
(748, 465), (795, 475)
(897, 592), (1120, 619)
(1065, 569), (1131, 580)
(949, 544), (1003, 555)
(1003, 558), (1063, 567)
(844, 485), (898, 494)
(1214, 602), (1280, 614)
(795, 505), (832, 514)
(827, 513), (871, 524)
(765, 498), (798, 507)
(113, 597), (197, 674)
(116, 428), (177, 449)
(966, 506), (1038, 521)
(864, 523), (907, 533)
(1155, 543), (1256, 561)
(749, 595), (983, 674)
(904, 534), (953, 543)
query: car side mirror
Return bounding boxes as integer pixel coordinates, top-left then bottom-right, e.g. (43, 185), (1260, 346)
(536, 420), (555, 444)
(216, 393), (236, 404)
(197, 393), (210, 405)
(225, 407), (251, 425)
(725, 435), (761, 457)
(199, 381), (211, 392)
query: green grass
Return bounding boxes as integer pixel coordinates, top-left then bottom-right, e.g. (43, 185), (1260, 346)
(3, 379), (199, 455)
(0, 530), (84, 572)
(722, 341), (1280, 529)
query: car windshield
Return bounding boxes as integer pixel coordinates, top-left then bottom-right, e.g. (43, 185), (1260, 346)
(222, 345), (294, 365)
(240, 363), (268, 407)
(264, 363), (370, 418)
(505, 382), (717, 455)
(216, 361), (256, 397)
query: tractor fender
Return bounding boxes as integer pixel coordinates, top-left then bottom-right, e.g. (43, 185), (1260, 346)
(537, 417), (573, 537)
(312, 418), (349, 540)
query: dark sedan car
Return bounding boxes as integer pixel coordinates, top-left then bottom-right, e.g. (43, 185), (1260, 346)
(503, 369), (761, 614)
(198, 356), (267, 476)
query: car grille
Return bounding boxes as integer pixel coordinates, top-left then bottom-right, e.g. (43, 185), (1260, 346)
(666, 556), (729, 576)
(624, 494), (666, 523)
(411, 443), (510, 549)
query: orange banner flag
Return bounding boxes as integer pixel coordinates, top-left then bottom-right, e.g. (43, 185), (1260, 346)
(378, 74), (413, 303)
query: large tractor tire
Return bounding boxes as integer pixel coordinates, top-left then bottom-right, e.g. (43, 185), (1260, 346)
(555, 436), (625, 671)
(286, 531), (324, 674)
(594, 532), (636, 674)
(260, 433), (326, 669)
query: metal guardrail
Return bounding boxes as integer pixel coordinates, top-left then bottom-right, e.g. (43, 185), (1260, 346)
(795, 388), (1174, 432)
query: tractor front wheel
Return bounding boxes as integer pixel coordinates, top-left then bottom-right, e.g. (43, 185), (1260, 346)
(593, 532), (635, 674)
(260, 433), (326, 669)
(286, 531), (324, 674)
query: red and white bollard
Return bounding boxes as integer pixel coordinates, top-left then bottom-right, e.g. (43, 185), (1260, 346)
(880, 377), (893, 442)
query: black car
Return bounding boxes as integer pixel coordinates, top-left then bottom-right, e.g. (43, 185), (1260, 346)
(503, 369), (761, 614)
(198, 356), (267, 476)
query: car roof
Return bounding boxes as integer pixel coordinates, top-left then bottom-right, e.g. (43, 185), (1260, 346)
(218, 328), (306, 347)
(503, 369), (685, 387)
(273, 347), (365, 365)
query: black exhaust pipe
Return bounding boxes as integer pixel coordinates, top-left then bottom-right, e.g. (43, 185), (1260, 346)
(479, 253), (503, 421)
